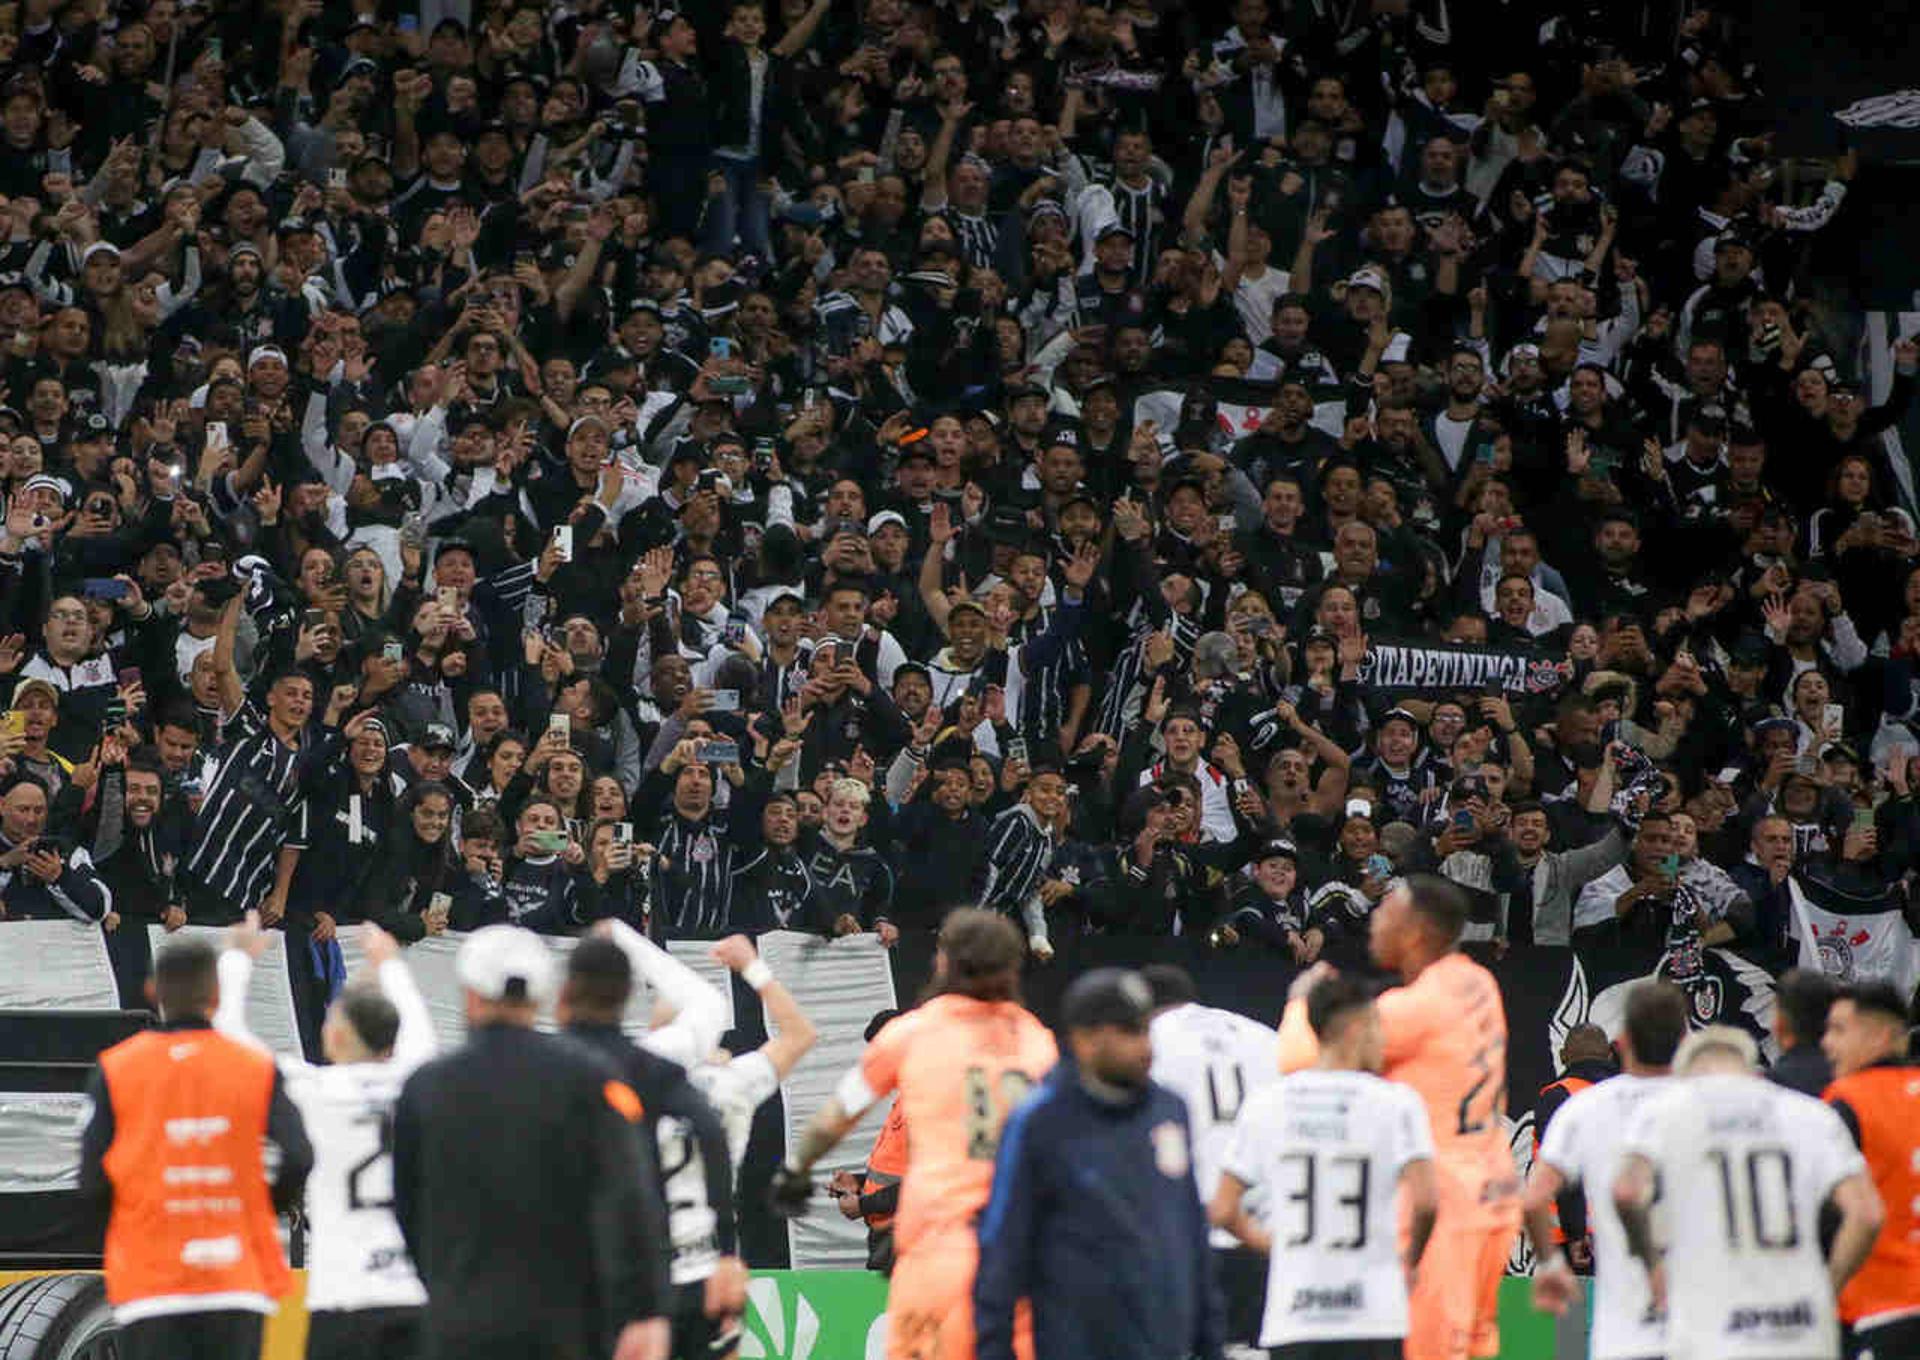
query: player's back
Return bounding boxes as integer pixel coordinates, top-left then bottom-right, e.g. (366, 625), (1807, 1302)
(1226, 1069), (1433, 1347)
(690, 1049), (780, 1169)
(1378, 952), (1515, 1222)
(881, 994), (1058, 1253)
(1534, 1073), (1668, 1360)
(1149, 1001), (1277, 1238)
(1824, 1061), (1920, 1326)
(1626, 1074), (1861, 1360)
(292, 1060), (425, 1313)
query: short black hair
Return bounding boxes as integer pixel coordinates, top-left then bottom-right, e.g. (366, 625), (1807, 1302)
(1775, 968), (1839, 1047)
(336, 982), (401, 1055)
(1839, 979), (1912, 1030)
(565, 937), (635, 1021)
(1403, 873), (1470, 943)
(153, 937), (219, 1020)
(1624, 981), (1689, 1066)
(1306, 974), (1375, 1039)
(1141, 964), (1196, 1010)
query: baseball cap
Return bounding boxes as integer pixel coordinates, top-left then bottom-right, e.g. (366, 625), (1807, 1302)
(10, 678), (58, 708)
(1255, 837), (1298, 863)
(1380, 706), (1422, 731)
(419, 721), (457, 752)
(1060, 967), (1153, 1033)
(1094, 220), (1135, 244)
(866, 510), (908, 536)
(455, 925), (556, 1006)
(1344, 266), (1388, 294)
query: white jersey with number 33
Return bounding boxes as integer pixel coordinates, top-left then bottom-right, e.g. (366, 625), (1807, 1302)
(1149, 1002), (1279, 1247)
(1222, 1069), (1434, 1347)
(1622, 1073), (1865, 1360)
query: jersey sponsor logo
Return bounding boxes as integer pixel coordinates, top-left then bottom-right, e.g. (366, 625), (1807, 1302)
(164, 1114), (231, 1144)
(1152, 1120), (1190, 1178)
(180, 1234), (243, 1267)
(1288, 1283), (1364, 1313)
(163, 1164), (234, 1186)
(1727, 1300), (1815, 1333)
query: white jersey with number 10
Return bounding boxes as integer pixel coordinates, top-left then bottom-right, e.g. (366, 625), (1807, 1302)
(1621, 1073), (1865, 1360)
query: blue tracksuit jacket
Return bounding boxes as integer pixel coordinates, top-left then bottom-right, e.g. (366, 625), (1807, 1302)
(974, 1061), (1224, 1360)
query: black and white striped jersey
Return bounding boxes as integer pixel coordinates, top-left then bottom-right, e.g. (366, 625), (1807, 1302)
(182, 706), (317, 916)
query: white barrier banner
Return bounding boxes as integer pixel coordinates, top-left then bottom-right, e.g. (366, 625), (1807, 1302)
(759, 930), (898, 1270)
(149, 925), (301, 1058)
(0, 921), (118, 1010)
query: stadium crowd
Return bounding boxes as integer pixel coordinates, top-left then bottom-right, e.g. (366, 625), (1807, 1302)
(0, 0), (1917, 1041)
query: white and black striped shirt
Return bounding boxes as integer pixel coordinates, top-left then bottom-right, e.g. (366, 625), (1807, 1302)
(648, 811), (739, 937)
(942, 207), (1001, 270)
(183, 706), (314, 914)
(977, 803), (1053, 918)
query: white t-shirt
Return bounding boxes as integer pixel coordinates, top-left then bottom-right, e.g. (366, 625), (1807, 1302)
(1622, 1073), (1865, 1360)
(1222, 1069), (1433, 1347)
(1535, 1073), (1669, 1360)
(689, 1050), (781, 1169)
(1149, 1002), (1279, 1247)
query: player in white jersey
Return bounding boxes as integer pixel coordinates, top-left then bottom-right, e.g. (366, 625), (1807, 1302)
(1613, 1025), (1885, 1360)
(1524, 981), (1687, 1360)
(213, 915), (432, 1360)
(597, 924), (817, 1169)
(1142, 964), (1279, 1352)
(1210, 975), (1437, 1360)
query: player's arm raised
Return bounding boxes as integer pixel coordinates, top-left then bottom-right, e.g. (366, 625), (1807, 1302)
(597, 918), (729, 1066)
(712, 934), (816, 1080)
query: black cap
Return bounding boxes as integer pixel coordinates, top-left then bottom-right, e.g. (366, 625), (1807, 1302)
(1728, 631), (1771, 664)
(1060, 967), (1153, 1033)
(419, 721), (457, 752)
(1255, 837), (1298, 863)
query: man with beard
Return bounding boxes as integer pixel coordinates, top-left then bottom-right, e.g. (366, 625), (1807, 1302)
(88, 747), (189, 998)
(219, 243), (308, 351)
(975, 968), (1223, 1360)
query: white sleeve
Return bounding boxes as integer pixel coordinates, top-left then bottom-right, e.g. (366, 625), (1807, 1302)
(1390, 1084), (1435, 1170)
(1219, 1086), (1274, 1186)
(213, 949), (275, 1058)
(377, 956), (437, 1073)
(603, 920), (729, 1067)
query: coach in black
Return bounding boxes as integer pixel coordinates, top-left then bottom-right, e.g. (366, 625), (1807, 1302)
(392, 926), (672, 1360)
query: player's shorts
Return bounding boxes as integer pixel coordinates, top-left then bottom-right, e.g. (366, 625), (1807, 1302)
(1849, 1313), (1920, 1360)
(1406, 1222), (1512, 1360)
(671, 1280), (744, 1360)
(1269, 1340), (1402, 1360)
(886, 1232), (1032, 1360)
(306, 1306), (423, 1360)
(1215, 1245), (1268, 1346)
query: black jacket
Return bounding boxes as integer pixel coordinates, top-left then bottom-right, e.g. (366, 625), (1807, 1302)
(394, 1023), (672, 1354)
(567, 1023), (737, 1268)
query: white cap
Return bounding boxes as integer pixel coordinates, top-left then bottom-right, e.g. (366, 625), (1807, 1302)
(455, 926), (556, 1006)
(866, 510), (908, 535)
